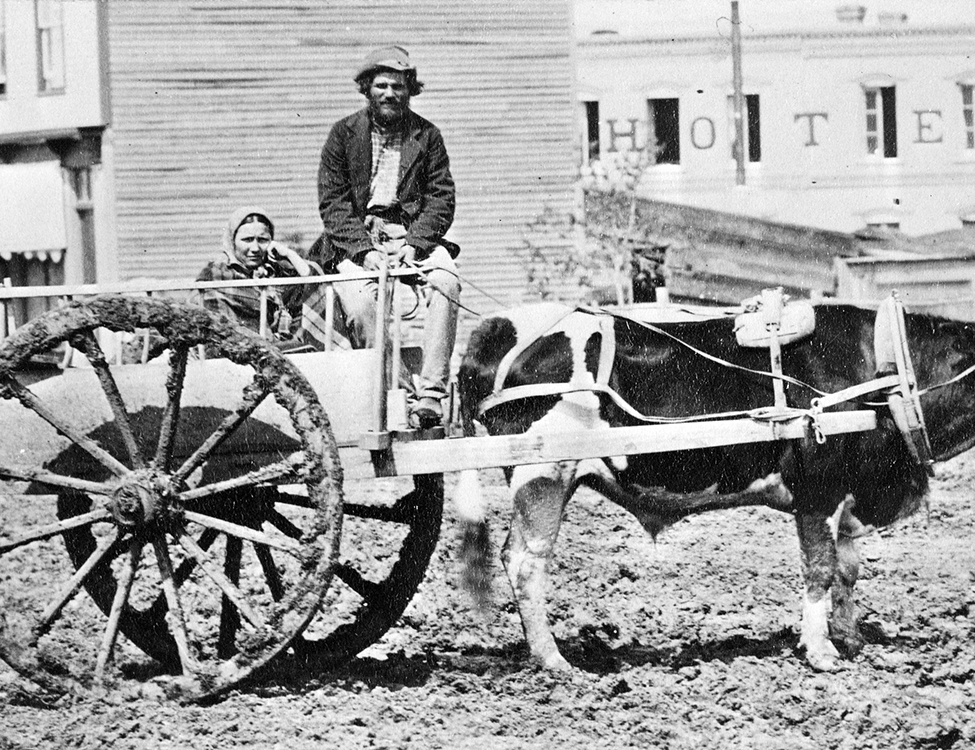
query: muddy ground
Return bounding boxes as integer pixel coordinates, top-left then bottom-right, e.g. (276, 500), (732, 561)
(3, 451), (975, 749)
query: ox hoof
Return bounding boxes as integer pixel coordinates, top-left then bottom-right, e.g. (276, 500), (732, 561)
(799, 631), (842, 672)
(832, 630), (865, 659)
(803, 644), (842, 672)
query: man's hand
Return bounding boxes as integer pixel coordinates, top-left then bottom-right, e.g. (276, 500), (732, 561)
(362, 249), (386, 272)
(394, 244), (417, 267)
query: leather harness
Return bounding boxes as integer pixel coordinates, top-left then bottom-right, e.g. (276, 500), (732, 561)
(476, 293), (936, 465)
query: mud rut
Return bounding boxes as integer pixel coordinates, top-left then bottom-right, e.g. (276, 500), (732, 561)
(3, 450), (975, 749)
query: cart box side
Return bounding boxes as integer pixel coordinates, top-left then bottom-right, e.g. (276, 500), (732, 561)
(0, 349), (379, 484)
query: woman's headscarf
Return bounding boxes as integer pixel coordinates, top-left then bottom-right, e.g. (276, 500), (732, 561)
(222, 206), (275, 265)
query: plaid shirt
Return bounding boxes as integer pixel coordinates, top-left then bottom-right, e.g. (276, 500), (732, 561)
(196, 258), (297, 337)
(368, 127), (403, 210)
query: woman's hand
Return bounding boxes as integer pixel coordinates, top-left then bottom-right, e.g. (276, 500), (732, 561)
(268, 241), (312, 277)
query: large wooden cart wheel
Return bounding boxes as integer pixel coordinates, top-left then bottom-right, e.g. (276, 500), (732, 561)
(0, 296), (343, 701)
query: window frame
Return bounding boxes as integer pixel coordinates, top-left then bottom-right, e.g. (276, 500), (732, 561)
(961, 83), (975, 150)
(646, 97), (681, 165)
(726, 93), (762, 164)
(581, 100), (601, 164)
(0, 0), (7, 98)
(864, 84), (897, 158)
(35, 0), (66, 95)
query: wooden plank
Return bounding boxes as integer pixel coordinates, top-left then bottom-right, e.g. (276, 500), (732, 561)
(0, 268), (422, 301)
(342, 410), (877, 479)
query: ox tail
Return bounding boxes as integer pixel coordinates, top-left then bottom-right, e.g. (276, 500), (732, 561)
(454, 358), (494, 611)
(456, 468), (492, 611)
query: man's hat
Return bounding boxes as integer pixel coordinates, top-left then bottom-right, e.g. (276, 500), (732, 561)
(355, 45), (415, 80)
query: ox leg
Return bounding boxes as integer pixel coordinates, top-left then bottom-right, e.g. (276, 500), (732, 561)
(830, 499), (865, 657)
(795, 512), (841, 671)
(502, 464), (574, 671)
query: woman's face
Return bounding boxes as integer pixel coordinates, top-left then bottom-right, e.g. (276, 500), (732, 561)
(233, 220), (272, 269)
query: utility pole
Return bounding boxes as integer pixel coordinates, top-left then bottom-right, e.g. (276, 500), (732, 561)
(731, 1), (746, 185)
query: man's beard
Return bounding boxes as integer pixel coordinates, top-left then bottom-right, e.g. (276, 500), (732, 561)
(370, 99), (407, 127)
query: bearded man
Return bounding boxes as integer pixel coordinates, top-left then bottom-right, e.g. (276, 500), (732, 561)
(317, 45), (461, 429)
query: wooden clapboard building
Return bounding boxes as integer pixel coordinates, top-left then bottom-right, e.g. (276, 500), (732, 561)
(1, 0), (576, 327)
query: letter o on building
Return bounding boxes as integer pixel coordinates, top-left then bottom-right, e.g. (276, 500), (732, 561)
(691, 117), (716, 150)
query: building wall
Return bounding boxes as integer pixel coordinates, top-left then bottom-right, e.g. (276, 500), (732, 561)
(0, 0), (107, 309)
(577, 20), (975, 236)
(104, 0), (577, 318)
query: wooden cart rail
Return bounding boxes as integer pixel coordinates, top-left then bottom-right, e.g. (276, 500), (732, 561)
(352, 409), (877, 479)
(0, 268), (421, 343)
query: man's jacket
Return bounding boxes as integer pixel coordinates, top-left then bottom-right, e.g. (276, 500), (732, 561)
(317, 108), (456, 265)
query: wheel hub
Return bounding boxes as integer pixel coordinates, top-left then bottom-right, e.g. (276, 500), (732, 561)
(106, 469), (176, 529)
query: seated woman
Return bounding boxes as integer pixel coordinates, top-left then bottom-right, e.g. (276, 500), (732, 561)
(197, 206), (314, 340)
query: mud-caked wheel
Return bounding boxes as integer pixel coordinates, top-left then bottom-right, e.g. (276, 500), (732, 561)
(0, 296), (343, 701)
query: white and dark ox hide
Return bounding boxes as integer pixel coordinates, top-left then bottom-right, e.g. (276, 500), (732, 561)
(455, 302), (975, 672)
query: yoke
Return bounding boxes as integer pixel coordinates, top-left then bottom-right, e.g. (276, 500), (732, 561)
(874, 293), (935, 474)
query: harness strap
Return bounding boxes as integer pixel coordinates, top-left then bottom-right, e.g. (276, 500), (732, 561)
(489, 307), (616, 404)
(595, 314), (616, 388)
(810, 375), (900, 411)
(491, 305), (576, 395)
(920, 362), (975, 396)
(479, 378), (815, 424)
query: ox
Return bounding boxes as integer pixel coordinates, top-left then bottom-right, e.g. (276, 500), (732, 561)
(455, 300), (975, 672)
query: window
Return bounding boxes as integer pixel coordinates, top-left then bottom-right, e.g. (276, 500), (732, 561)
(865, 85), (897, 157)
(0, 0), (7, 97)
(727, 94), (762, 163)
(35, 0), (65, 93)
(962, 84), (974, 150)
(746, 94), (761, 163)
(866, 221), (900, 231)
(582, 101), (600, 163)
(647, 98), (680, 164)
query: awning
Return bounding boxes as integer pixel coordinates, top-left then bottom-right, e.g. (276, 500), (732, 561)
(0, 161), (67, 261)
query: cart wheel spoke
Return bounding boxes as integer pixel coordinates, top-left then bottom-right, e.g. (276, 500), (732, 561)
(144, 526), (221, 623)
(179, 452), (308, 503)
(171, 379), (270, 484)
(152, 534), (195, 677)
(272, 491), (314, 510)
(0, 465), (111, 496)
(183, 510), (301, 555)
(334, 562), (383, 602)
(342, 502), (411, 523)
(1, 507), (111, 554)
(0, 373), (129, 477)
(253, 544), (285, 601)
(219, 536), (243, 658)
(30, 532), (122, 644)
(174, 526), (220, 587)
(154, 345), (190, 472)
(265, 508), (303, 540)
(94, 538), (143, 684)
(175, 530), (265, 631)
(72, 331), (146, 469)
